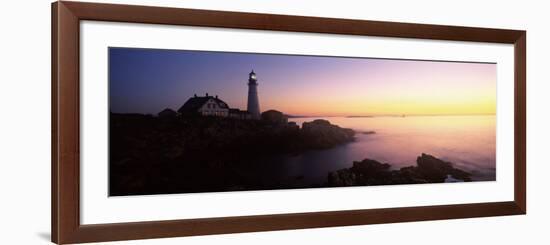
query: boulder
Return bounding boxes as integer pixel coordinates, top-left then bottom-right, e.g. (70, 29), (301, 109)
(351, 159), (391, 177)
(261, 110), (288, 124)
(415, 153), (471, 182)
(327, 153), (472, 187)
(301, 119), (355, 148)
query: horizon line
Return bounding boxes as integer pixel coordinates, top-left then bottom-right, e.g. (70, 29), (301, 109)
(287, 113), (496, 118)
(110, 109), (496, 118)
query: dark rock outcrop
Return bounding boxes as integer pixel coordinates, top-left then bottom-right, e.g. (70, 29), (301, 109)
(109, 113), (356, 195)
(415, 153), (471, 182)
(328, 153), (471, 187)
(261, 110), (288, 124)
(328, 159), (392, 186)
(302, 119), (355, 149)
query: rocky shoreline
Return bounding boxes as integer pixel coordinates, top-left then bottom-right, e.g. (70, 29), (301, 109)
(109, 113), (472, 196)
(109, 113), (356, 195)
(328, 153), (472, 187)
(110, 114), (355, 158)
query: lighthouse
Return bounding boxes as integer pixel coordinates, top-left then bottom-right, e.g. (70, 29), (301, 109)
(247, 70), (261, 120)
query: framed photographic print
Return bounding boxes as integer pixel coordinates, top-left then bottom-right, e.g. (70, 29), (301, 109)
(52, 1), (526, 244)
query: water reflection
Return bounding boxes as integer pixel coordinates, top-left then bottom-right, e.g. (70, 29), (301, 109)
(276, 115), (496, 185)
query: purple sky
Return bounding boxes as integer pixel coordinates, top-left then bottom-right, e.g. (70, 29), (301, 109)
(109, 47), (496, 116)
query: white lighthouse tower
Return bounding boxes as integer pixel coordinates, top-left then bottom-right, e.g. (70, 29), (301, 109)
(247, 70), (261, 119)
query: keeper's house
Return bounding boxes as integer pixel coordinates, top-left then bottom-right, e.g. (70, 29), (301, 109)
(177, 93), (251, 119)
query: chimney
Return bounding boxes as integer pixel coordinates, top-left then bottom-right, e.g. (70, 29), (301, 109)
(194, 94), (197, 97)
(215, 95), (218, 99)
(206, 93), (209, 97)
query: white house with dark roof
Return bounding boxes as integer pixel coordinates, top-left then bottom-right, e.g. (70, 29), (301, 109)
(178, 93), (231, 117)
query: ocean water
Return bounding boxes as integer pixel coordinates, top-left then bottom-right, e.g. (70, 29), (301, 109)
(267, 115), (496, 185)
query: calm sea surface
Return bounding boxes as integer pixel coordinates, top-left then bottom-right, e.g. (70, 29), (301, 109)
(257, 115), (496, 185)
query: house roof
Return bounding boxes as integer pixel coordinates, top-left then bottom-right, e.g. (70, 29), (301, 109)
(177, 95), (229, 113)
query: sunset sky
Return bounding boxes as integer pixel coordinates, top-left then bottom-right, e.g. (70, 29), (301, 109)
(109, 47), (496, 116)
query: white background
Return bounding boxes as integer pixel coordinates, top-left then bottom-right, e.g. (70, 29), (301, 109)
(81, 20), (515, 224)
(0, 0), (548, 244)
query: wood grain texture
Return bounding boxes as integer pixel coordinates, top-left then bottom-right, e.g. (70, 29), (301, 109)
(61, 1), (524, 43)
(51, 1), (527, 244)
(51, 2), (58, 243)
(52, 1), (81, 243)
(70, 202), (522, 244)
(514, 32), (527, 213)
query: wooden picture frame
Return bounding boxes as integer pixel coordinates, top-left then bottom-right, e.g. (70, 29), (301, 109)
(51, 1), (526, 244)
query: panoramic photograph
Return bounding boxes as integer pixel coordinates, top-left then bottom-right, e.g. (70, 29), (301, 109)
(108, 47), (496, 196)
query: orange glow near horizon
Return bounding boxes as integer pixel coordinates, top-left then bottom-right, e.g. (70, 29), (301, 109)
(110, 48), (497, 116)
(258, 63), (496, 117)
